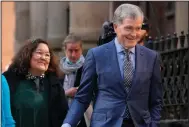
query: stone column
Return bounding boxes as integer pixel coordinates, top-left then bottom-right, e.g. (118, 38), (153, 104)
(30, 2), (47, 39)
(69, 2), (110, 54)
(175, 1), (188, 47)
(2, 2), (15, 71)
(139, 1), (147, 16)
(47, 2), (69, 51)
(14, 2), (30, 53)
(109, 1), (114, 21)
(175, 2), (188, 33)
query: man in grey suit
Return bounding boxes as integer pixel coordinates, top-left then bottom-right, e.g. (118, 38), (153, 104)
(62, 3), (163, 127)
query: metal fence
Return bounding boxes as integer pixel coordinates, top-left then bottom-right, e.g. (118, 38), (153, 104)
(146, 30), (189, 127)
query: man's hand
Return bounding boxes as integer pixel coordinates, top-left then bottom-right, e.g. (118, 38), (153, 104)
(65, 87), (78, 97)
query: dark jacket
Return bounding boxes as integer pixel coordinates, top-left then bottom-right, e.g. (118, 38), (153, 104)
(60, 66), (87, 127)
(3, 70), (69, 127)
(60, 66), (83, 88)
(74, 66), (83, 87)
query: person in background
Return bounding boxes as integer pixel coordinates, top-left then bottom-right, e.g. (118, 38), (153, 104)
(3, 39), (68, 127)
(59, 33), (85, 106)
(1, 74), (15, 127)
(97, 21), (116, 46)
(59, 33), (90, 127)
(138, 17), (150, 46)
(137, 18), (164, 72)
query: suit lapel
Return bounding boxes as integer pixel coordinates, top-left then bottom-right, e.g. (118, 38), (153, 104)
(128, 45), (144, 96)
(105, 40), (126, 93)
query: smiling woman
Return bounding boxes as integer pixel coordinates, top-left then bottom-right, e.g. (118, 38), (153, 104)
(3, 39), (69, 127)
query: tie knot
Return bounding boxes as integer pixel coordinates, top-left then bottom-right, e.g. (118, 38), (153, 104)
(124, 49), (130, 55)
(124, 49), (131, 61)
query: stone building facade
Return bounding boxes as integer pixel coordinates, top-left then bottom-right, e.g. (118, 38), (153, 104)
(2, 1), (189, 71)
(13, 1), (189, 54)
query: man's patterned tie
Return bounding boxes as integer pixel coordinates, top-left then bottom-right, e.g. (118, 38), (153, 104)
(123, 49), (134, 119)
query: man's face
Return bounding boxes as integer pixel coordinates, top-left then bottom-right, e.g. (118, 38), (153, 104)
(114, 17), (143, 48)
(65, 42), (82, 63)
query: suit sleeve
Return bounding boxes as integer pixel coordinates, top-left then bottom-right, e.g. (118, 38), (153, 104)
(63, 49), (97, 127)
(149, 53), (163, 127)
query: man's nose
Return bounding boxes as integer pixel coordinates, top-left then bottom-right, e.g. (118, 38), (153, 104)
(71, 52), (76, 57)
(130, 32), (137, 38)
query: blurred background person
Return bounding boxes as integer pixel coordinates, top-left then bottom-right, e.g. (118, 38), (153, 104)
(59, 33), (89, 127)
(1, 74), (15, 127)
(3, 39), (68, 127)
(97, 21), (116, 46)
(138, 17), (150, 46)
(59, 33), (85, 103)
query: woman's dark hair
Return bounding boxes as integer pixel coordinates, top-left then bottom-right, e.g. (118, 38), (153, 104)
(8, 38), (58, 76)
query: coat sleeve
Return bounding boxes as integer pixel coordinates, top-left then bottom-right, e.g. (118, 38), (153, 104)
(49, 71), (69, 127)
(1, 75), (16, 127)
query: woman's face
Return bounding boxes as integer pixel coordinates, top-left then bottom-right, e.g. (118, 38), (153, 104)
(30, 43), (50, 73)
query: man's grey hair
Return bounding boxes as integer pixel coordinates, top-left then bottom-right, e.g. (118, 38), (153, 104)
(113, 4), (144, 25)
(62, 33), (82, 49)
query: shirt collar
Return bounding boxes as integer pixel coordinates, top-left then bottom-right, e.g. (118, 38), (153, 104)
(114, 37), (135, 54)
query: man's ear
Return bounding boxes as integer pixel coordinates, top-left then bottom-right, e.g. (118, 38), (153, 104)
(113, 24), (118, 33)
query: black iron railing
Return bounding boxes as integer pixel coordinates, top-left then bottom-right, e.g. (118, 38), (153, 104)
(147, 30), (189, 126)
